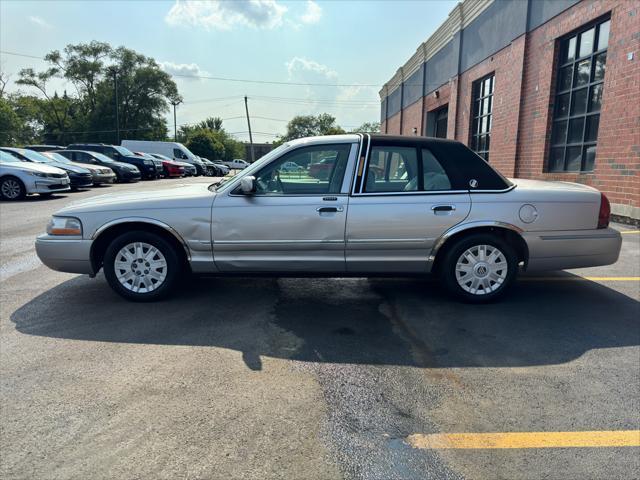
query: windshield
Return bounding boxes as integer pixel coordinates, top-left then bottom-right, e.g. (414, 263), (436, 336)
(91, 152), (116, 163)
(43, 152), (72, 164)
(114, 145), (134, 156)
(15, 149), (53, 163)
(211, 143), (289, 192)
(0, 151), (22, 163)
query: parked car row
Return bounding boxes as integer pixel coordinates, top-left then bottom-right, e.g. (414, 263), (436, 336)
(1, 140), (245, 201)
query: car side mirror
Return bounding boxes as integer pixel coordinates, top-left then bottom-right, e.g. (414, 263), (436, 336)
(239, 176), (256, 194)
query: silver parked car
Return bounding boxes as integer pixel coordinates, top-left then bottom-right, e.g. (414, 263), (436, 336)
(0, 150), (70, 200)
(35, 134), (621, 302)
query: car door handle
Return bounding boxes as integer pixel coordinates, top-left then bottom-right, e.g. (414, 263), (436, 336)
(431, 205), (456, 212)
(317, 206), (344, 213)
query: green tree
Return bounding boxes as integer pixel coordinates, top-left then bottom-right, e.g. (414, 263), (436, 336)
(13, 41), (181, 144)
(279, 113), (345, 142)
(178, 116), (245, 161)
(186, 130), (225, 159)
(0, 93), (46, 145)
(0, 98), (22, 145)
(350, 121), (380, 133)
(197, 117), (223, 132)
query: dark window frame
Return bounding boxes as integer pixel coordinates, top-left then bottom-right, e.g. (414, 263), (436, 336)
(548, 15), (611, 173)
(470, 73), (495, 162)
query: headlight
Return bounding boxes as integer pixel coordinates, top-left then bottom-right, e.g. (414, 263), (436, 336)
(144, 160), (153, 165)
(28, 171), (48, 178)
(46, 216), (83, 236)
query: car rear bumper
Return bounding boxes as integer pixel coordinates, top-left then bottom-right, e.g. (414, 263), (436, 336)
(523, 227), (622, 271)
(35, 235), (94, 275)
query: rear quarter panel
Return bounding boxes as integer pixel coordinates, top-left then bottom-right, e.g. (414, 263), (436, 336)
(469, 181), (601, 231)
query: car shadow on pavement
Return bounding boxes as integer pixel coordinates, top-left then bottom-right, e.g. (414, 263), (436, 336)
(10, 273), (640, 371)
(1, 194), (71, 203)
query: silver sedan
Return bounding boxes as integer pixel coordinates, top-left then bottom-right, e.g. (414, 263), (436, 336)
(35, 134), (621, 302)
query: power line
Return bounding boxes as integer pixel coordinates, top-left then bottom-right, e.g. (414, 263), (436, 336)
(0, 49), (432, 89)
(184, 95), (379, 106)
(0, 116), (253, 135)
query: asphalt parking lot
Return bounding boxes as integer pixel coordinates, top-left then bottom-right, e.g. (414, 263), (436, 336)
(1, 178), (639, 480)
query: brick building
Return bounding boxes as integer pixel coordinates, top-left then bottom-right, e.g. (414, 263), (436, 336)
(380, 0), (639, 221)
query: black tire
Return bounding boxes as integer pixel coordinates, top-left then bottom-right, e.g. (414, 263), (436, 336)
(440, 233), (518, 303)
(103, 230), (182, 302)
(0, 176), (26, 200)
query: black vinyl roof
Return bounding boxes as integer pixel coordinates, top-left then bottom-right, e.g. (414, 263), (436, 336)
(366, 134), (512, 191)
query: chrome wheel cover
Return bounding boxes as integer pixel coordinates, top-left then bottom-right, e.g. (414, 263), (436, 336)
(455, 244), (508, 295)
(1, 179), (21, 199)
(114, 242), (167, 293)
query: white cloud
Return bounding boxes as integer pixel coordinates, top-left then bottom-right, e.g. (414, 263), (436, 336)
(285, 57), (337, 81)
(165, 0), (287, 30)
(281, 57), (380, 132)
(300, 1), (322, 24)
(28, 16), (52, 29)
(159, 61), (207, 79)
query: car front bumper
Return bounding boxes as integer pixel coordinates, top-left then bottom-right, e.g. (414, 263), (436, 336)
(35, 235), (94, 275)
(120, 170), (142, 181)
(31, 179), (71, 194)
(524, 227), (622, 271)
(92, 172), (116, 184)
(69, 174), (94, 188)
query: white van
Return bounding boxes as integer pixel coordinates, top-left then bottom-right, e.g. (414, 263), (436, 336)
(121, 140), (206, 175)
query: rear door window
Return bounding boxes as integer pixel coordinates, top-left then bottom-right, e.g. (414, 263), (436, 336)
(363, 146), (418, 193)
(421, 149), (452, 191)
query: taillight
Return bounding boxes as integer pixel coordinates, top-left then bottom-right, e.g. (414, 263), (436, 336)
(597, 192), (610, 229)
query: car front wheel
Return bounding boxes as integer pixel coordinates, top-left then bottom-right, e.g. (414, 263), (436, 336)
(440, 233), (518, 303)
(0, 176), (26, 200)
(103, 231), (182, 301)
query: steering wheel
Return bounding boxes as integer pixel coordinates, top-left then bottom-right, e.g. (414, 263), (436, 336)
(256, 177), (269, 192)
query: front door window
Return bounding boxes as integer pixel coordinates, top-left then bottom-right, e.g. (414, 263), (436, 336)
(254, 144), (351, 195)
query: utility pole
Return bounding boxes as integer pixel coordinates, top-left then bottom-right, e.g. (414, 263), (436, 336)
(170, 99), (181, 142)
(112, 70), (120, 144)
(244, 95), (255, 162)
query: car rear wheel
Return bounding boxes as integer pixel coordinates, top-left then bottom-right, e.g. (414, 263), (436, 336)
(0, 176), (26, 200)
(440, 233), (518, 303)
(103, 231), (181, 302)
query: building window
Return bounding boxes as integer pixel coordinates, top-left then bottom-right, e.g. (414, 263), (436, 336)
(470, 74), (494, 162)
(549, 17), (610, 172)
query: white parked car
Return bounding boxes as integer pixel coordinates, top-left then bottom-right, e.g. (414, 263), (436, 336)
(222, 159), (249, 170)
(0, 150), (70, 200)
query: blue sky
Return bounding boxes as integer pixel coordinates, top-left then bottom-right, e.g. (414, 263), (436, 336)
(1, 0), (457, 141)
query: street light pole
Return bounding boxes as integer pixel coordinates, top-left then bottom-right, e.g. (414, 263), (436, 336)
(112, 70), (120, 144)
(244, 95), (255, 163)
(170, 100), (181, 142)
